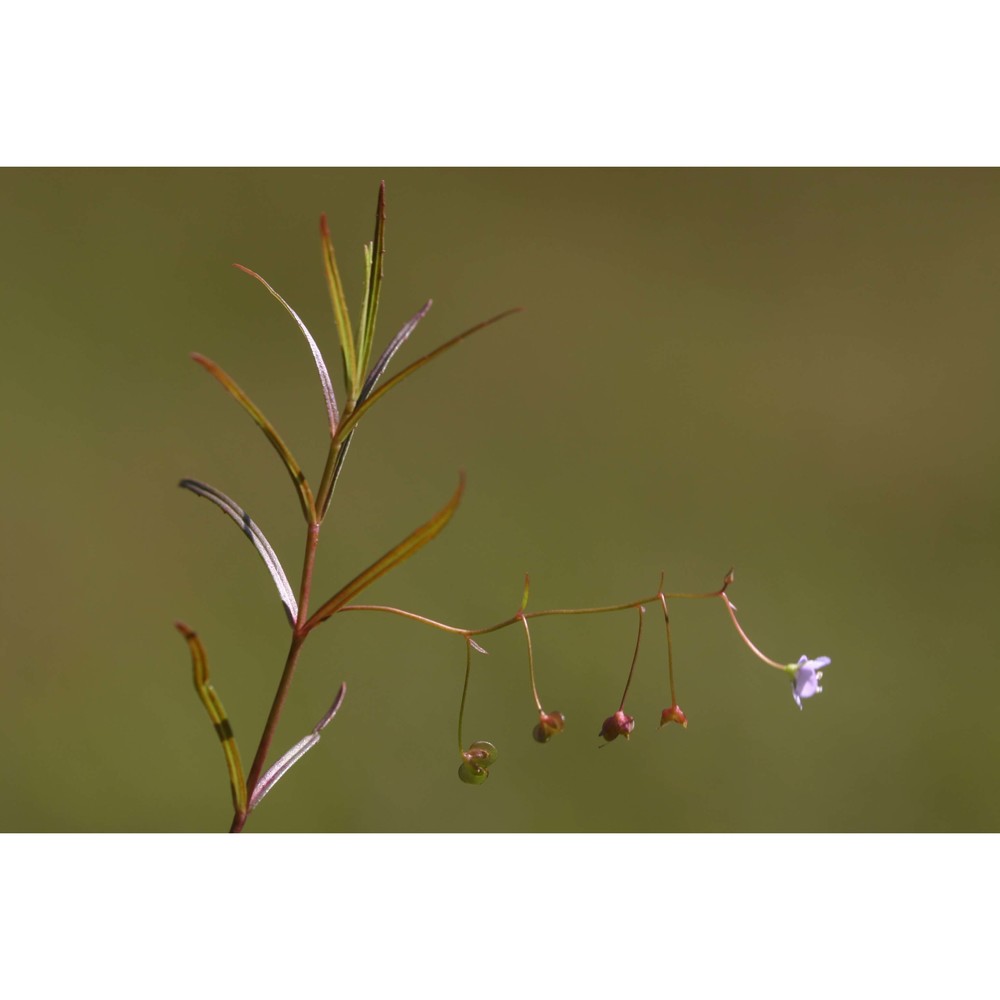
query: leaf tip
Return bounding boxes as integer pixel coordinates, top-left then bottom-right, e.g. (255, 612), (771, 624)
(189, 352), (214, 373)
(315, 681), (348, 734)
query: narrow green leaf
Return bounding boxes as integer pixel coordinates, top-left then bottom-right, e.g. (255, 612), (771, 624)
(179, 479), (299, 626)
(175, 622), (248, 815)
(306, 473), (465, 630)
(191, 353), (316, 523)
(233, 263), (340, 436)
(520, 573), (531, 612)
(319, 213), (358, 399)
(317, 424), (354, 520)
(332, 307), (522, 447)
(355, 181), (386, 380)
(314, 299), (433, 520)
(247, 682), (347, 812)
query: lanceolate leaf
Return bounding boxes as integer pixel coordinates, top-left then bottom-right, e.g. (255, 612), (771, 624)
(190, 353), (316, 523)
(247, 682), (347, 812)
(318, 307), (519, 519)
(233, 263), (340, 436)
(355, 181), (386, 380)
(175, 622), (248, 815)
(179, 479), (299, 626)
(331, 308), (522, 447)
(316, 300), (433, 518)
(306, 473), (466, 630)
(320, 213), (358, 399)
(357, 299), (433, 404)
(318, 427), (354, 520)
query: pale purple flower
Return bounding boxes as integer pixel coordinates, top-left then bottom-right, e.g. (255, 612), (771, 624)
(790, 655), (830, 709)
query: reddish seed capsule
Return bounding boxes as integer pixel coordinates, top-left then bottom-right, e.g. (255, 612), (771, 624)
(660, 704), (688, 729)
(533, 710), (566, 743)
(599, 709), (635, 742)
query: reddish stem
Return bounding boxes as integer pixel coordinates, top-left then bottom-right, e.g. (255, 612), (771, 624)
(619, 606), (646, 711)
(230, 521), (321, 833)
(658, 593), (677, 706)
(719, 592), (786, 671)
(519, 613), (543, 713)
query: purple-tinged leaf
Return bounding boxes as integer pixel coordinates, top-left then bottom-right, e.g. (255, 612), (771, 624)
(233, 263), (340, 436)
(179, 479), (298, 626)
(313, 683), (348, 732)
(316, 301), (432, 519)
(331, 308), (522, 447)
(357, 299), (433, 404)
(306, 473), (465, 631)
(175, 622), (248, 815)
(247, 682), (347, 812)
(317, 426), (355, 521)
(190, 353), (316, 524)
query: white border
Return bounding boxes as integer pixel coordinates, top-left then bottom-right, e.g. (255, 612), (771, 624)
(4, 835), (994, 995)
(4, 3), (999, 165)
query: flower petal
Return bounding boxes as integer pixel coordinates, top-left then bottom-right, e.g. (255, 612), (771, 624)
(790, 655), (831, 709)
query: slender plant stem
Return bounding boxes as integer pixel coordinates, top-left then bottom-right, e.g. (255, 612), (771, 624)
(316, 433), (347, 520)
(620, 606), (646, 710)
(296, 522), (321, 623)
(231, 521), (322, 833)
(659, 593), (677, 705)
(519, 614), (543, 713)
(338, 580), (726, 638)
(231, 635), (306, 832)
(339, 604), (471, 635)
(719, 592), (786, 670)
(458, 639), (472, 755)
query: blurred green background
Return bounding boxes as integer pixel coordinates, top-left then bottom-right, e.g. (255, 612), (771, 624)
(1, 169), (997, 832)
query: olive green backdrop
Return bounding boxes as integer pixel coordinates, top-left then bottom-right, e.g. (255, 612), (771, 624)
(1, 169), (996, 832)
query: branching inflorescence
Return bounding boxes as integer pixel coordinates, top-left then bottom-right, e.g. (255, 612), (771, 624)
(176, 183), (831, 832)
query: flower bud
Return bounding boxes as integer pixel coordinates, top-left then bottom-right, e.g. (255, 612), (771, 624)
(533, 710), (566, 743)
(599, 709), (635, 742)
(660, 704), (688, 729)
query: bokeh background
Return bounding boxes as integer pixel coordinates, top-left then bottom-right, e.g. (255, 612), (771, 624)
(1, 168), (997, 832)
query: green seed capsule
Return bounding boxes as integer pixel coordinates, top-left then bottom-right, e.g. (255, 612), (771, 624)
(458, 761), (489, 785)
